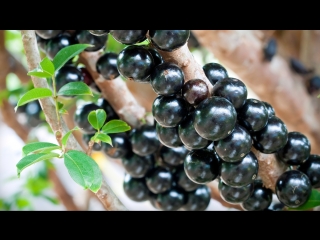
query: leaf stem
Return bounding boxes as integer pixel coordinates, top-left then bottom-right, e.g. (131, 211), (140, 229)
(51, 75), (62, 135)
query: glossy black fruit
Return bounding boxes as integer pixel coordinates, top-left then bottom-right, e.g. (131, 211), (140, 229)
(241, 181), (273, 211)
(160, 145), (189, 167)
(252, 115), (288, 154)
(181, 185), (211, 211)
(35, 30), (63, 39)
(268, 202), (285, 211)
(121, 152), (154, 178)
(156, 123), (183, 148)
(150, 62), (184, 96)
(145, 167), (173, 194)
(110, 30), (148, 45)
(202, 62), (229, 86)
(152, 95), (190, 128)
(102, 133), (131, 159)
(144, 47), (164, 66)
(82, 133), (102, 151)
(276, 170), (312, 208)
(194, 96), (237, 141)
(96, 52), (119, 80)
(173, 165), (200, 192)
(182, 79), (209, 106)
(214, 124), (252, 162)
(75, 30), (108, 52)
(237, 99), (269, 132)
(275, 132), (311, 165)
(156, 187), (187, 211)
(55, 65), (84, 93)
(117, 45), (154, 83)
(178, 111), (209, 150)
(88, 30), (110, 36)
(261, 101), (275, 118)
(219, 180), (254, 204)
(307, 75), (320, 94)
(298, 154), (320, 188)
(123, 174), (150, 202)
(78, 67), (101, 93)
(263, 37), (277, 61)
(184, 149), (221, 184)
(46, 32), (77, 60)
(220, 151), (259, 187)
(129, 124), (160, 157)
(74, 103), (101, 134)
(290, 58), (314, 75)
(149, 30), (190, 52)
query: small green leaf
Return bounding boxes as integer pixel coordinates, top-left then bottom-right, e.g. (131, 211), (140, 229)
(16, 198), (30, 209)
(88, 109), (107, 130)
(40, 57), (55, 76)
(102, 119), (131, 134)
(27, 68), (52, 78)
(95, 133), (112, 146)
(288, 189), (320, 210)
(87, 157), (102, 193)
(42, 195), (59, 205)
(14, 88), (52, 112)
(57, 102), (64, 110)
(61, 126), (80, 147)
(16, 152), (60, 177)
(53, 44), (93, 72)
(63, 150), (94, 190)
(59, 108), (68, 115)
(22, 142), (60, 156)
(57, 82), (93, 96)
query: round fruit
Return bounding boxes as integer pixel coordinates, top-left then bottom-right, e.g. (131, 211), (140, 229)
(237, 99), (269, 132)
(55, 65), (84, 93)
(252, 115), (288, 154)
(35, 30), (63, 39)
(181, 185), (211, 211)
(263, 37), (277, 62)
(218, 180), (254, 204)
(74, 103), (101, 134)
(78, 67), (101, 93)
(194, 96), (237, 141)
(149, 30), (190, 52)
(96, 52), (119, 80)
(202, 62), (229, 86)
(88, 30), (110, 36)
(102, 133), (131, 159)
(46, 32), (77, 60)
(145, 167), (173, 194)
(212, 77), (247, 109)
(123, 174), (150, 202)
(241, 181), (273, 211)
(152, 95), (190, 128)
(150, 62), (184, 96)
(121, 152), (154, 178)
(182, 79), (209, 106)
(82, 133), (102, 151)
(214, 124), (252, 162)
(184, 149), (221, 184)
(173, 165), (200, 192)
(75, 30), (108, 52)
(220, 151), (259, 187)
(297, 154), (320, 188)
(261, 101), (275, 118)
(110, 30), (148, 45)
(117, 45), (154, 83)
(160, 145), (189, 167)
(307, 75), (320, 94)
(145, 47), (164, 66)
(275, 170), (312, 208)
(156, 123), (183, 148)
(156, 187), (187, 211)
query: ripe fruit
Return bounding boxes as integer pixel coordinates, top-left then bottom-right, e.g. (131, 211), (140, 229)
(214, 124), (252, 162)
(290, 58), (314, 75)
(145, 47), (164, 66)
(149, 30), (190, 52)
(181, 185), (211, 211)
(202, 62), (228, 86)
(306, 75), (320, 94)
(156, 123), (183, 148)
(46, 32), (77, 60)
(218, 180), (254, 204)
(262, 101), (275, 118)
(88, 30), (110, 36)
(237, 99), (269, 132)
(36, 34), (48, 53)
(150, 62), (184, 96)
(55, 65), (84, 94)
(194, 96), (237, 141)
(74, 102), (101, 134)
(220, 151), (259, 187)
(117, 45), (154, 83)
(298, 154), (320, 188)
(241, 181), (273, 211)
(152, 95), (190, 128)
(75, 30), (108, 52)
(173, 165), (200, 192)
(123, 174), (150, 202)
(35, 30), (63, 39)
(96, 52), (120, 80)
(184, 149), (221, 184)
(275, 132), (311, 165)
(121, 152), (154, 178)
(145, 167), (173, 194)
(263, 37), (277, 62)
(102, 133), (131, 159)
(155, 187), (187, 211)
(182, 79), (209, 106)
(110, 30), (148, 45)
(275, 170), (312, 208)
(252, 115), (288, 154)
(160, 145), (189, 167)
(212, 77), (247, 109)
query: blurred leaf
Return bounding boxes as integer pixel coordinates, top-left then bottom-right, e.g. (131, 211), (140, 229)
(61, 126), (80, 147)
(42, 195), (59, 205)
(88, 109), (107, 130)
(95, 133), (112, 146)
(101, 119), (131, 134)
(40, 57), (55, 76)
(16, 198), (31, 209)
(14, 88), (52, 112)
(22, 142), (60, 156)
(25, 177), (51, 196)
(57, 82), (93, 97)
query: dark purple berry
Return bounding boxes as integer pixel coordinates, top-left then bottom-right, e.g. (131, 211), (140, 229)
(290, 58), (314, 75)
(263, 37), (277, 61)
(149, 30), (190, 52)
(123, 174), (150, 202)
(88, 30), (110, 36)
(261, 101), (275, 118)
(173, 165), (200, 192)
(75, 30), (108, 52)
(74, 103), (100, 134)
(145, 167), (173, 194)
(121, 152), (154, 178)
(181, 185), (211, 211)
(55, 65), (84, 93)
(110, 30), (148, 45)
(102, 133), (131, 159)
(182, 79), (209, 106)
(96, 52), (119, 80)
(145, 47), (164, 66)
(160, 145), (189, 167)
(298, 154), (320, 188)
(96, 98), (119, 121)
(46, 32), (77, 60)
(156, 187), (187, 211)
(156, 123), (183, 148)
(202, 62), (228, 86)
(219, 180), (254, 204)
(307, 75), (320, 94)
(35, 30), (63, 39)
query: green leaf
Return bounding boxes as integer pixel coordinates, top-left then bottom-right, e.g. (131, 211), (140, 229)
(40, 57), (55, 76)
(57, 82), (93, 97)
(61, 126), (80, 147)
(16, 198), (30, 209)
(88, 109), (107, 130)
(27, 68), (52, 78)
(102, 119), (131, 134)
(52, 44), (93, 72)
(25, 177), (51, 196)
(95, 133), (112, 146)
(42, 195), (59, 205)
(288, 189), (320, 210)
(22, 142), (60, 156)
(57, 101), (64, 110)
(16, 152), (60, 177)
(63, 150), (101, 191)
(59, 108), (68, 115)
(14, 88), (52, 112)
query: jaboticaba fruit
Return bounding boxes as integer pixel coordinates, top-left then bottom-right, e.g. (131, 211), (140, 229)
(297, 154), (320, 188)
(102, 133), (131, 159)
(46, 32), (77, 60)
(55, 65), (84, 95)
(275, 131), (311, 166)
(145, 166), (173, 194)
(121, 152), (154, 178)
(75, 30), (108, 52)
(218, 180), (254, 204)
(96, 52), (120, 80)
(180, 185), (211, 211)
(88, 30), (110, 36)
(173, 165), (200, 192)
(275, 170), (312, 208)
(193, 96), (237, 141)
(160, 145), (189, 167)
(117, 45), (155, 83)
(182, 79), (209, 106)
(202, 62), (229, 86)
(123, 174), (150, 202)
(109, 30), (148, 45)
(74, 103), (101, 134)
(156, 123), (183, 148)
(184, 149), (221, 184)
(148, 30), (190, 52)
(35, 30), (63, 39)
(155, 187), (187, 211)
(261, 101), (275, 118)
